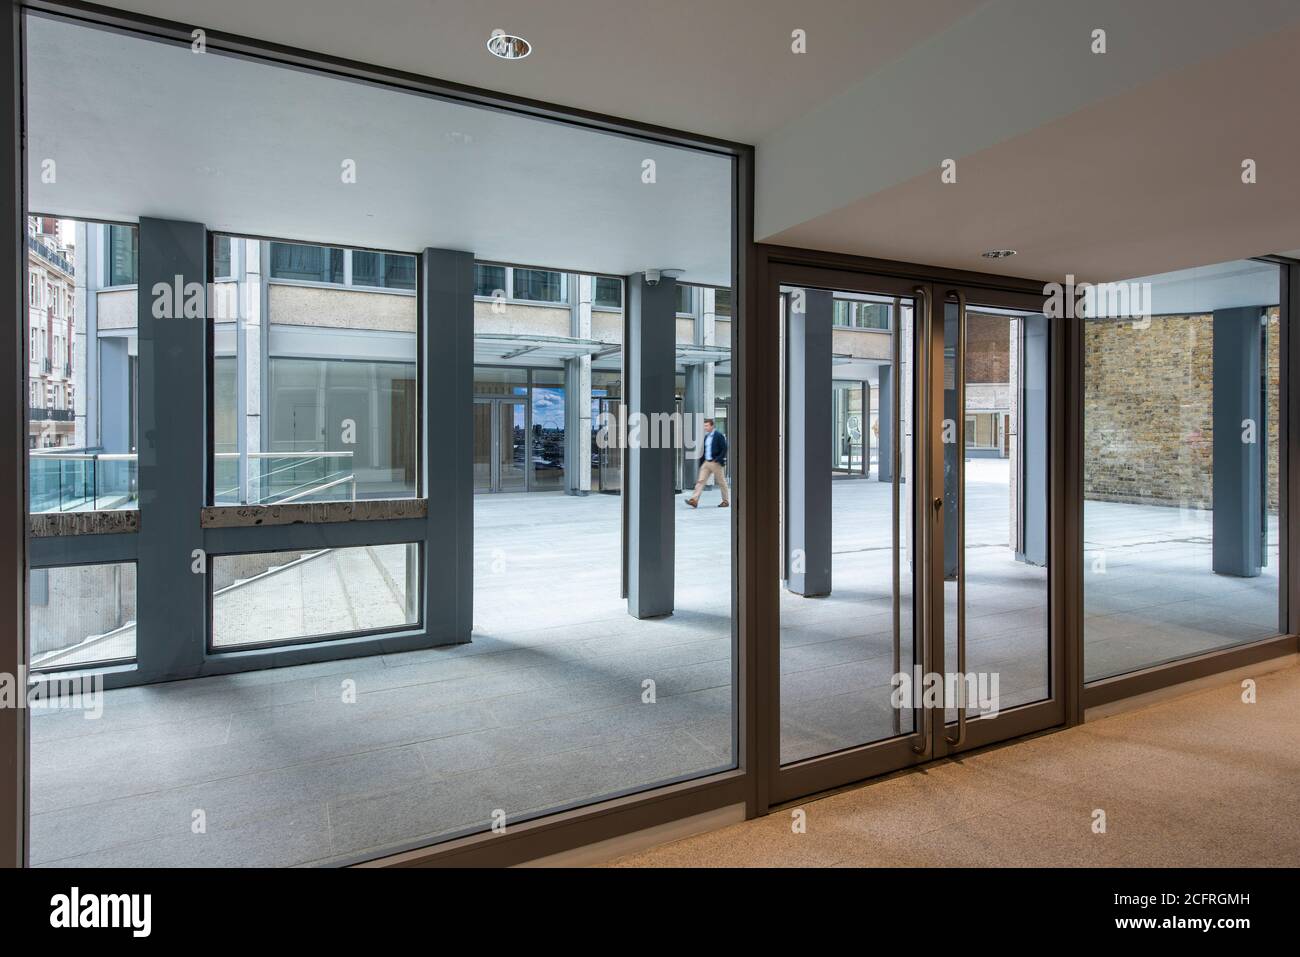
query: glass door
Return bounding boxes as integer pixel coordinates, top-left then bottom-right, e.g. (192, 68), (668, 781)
(498, 398), (527, 493)
(933, 285), (1063, 753)
(768, 265), (1063, 804)
(772, 268), (924, 802)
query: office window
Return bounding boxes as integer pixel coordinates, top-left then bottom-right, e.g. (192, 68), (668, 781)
(211, 545), (419, 649)
(269, 241), (345, 284)
(352, 250), (417, 291)
(676, 284), (693, 315)
(1084, 260), (1282, 681)
(107, 225), (138, 286)
(512, 267), (564, 303)
(593, 276), (622, 309)
(474, 263), (507, 299)
(833, 299), (890, 330)
(29, 562), (137, 671)
(213, 234), (233, 278)
(714, 288), (733, 317)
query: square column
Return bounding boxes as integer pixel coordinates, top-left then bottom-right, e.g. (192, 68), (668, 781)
(136, 218), (208, 677)
(786, 288), (832, 597)
(423, 248), (475, 639)
(626, 273), (676, 618)
(1212, 306), (1266, 577)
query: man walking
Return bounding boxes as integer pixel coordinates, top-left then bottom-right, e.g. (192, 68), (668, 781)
(686, 417), (729, 508)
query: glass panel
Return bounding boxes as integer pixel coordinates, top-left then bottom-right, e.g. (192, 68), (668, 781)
(593, 276), (622, 309)
(512, 267), (564, 303)
(29, 562), (137, 670)
(269, 241), (345, 283)
(474, 263), (507, 299)
(211, 544), (419, 649)
(353, 251), (417, 290)
(832, 380), (866, 473)
(499, 400), (527, 492)
(676, 284), (693, 315)
(945, 302), (1050, 721)
(530, 385), (565, 490)
(714, 288), (733, 317)
(1084, 260), (1282, 680)
(213, 234), (232, 278)
(780, 286), (915, 764)
(215, 235), (418, 505)
(107, 224), (137, 286)
(28, 218), (137, 513)
(473, 401), (492, 493)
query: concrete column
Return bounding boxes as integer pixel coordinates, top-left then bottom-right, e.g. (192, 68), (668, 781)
(423, 248), (475, 640)
(1212, 306), (1266, 577)
(626, 273), (676, 619)
(877, 365), (893, 482)
(565, 274), (592, 495)
(1015, 315), (1048, 566)
(136, 218), (208, 677)
(786, 288), (833, 597)
(239, 238), (263, 504)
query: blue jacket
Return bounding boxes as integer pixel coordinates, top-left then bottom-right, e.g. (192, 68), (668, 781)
(700, 430), (727, 467)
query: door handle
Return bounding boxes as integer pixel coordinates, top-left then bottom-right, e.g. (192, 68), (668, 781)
(946, 289), (969, 749)
(911, 285), (931, 757)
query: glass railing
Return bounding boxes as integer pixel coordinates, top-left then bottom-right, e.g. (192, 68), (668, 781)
(214, 451), (356, 505)
(29, 451), (138, 513)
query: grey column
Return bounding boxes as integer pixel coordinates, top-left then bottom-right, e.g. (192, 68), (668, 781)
(1212, 306), (1265, 578)
(626, 273), (676, 619)
(136, 218), (208, 678)
(787, 288), (832, 597)
(423, 248), (475, 640)
(877, 365), (893, 483)
(681, 363), (706, 491)
(1016, 314), (1049, 566)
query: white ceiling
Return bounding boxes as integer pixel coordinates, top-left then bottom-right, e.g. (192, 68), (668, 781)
(28, 0), (1300, 283)
(25, 13), (733, 284)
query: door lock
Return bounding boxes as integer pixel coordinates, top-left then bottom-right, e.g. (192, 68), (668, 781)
(933, 497), (943, 512)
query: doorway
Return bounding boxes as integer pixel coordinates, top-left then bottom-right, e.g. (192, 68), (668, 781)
(473, 396), (527, 493)
(768, 264), (1063, 804)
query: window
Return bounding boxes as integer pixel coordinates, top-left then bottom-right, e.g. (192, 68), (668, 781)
(213, 234), (233, 278)
(512, 268), (565, 303)
(593, 276), (622, 309)
(474, 263), (507, 299)
(833, 299), (890, 330)
(676, 284), (694, 315)
(1084, 259), (1282, 681)
(29, 562), (137, 671)
(269, 241), (345, 284)
(210, 545), (419, 649)
(352, 250), (417, 291)
(107, 224), (138, 286)
(714, 288), (733, 317)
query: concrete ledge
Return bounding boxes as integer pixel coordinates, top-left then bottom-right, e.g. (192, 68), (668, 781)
(200, 498), (428, 528)
(29, 509), (138, 538)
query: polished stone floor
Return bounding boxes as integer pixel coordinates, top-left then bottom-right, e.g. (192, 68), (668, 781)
(28, 461), (1282, 866)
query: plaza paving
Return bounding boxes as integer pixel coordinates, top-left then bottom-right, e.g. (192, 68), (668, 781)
(28, 460), (1280, 865)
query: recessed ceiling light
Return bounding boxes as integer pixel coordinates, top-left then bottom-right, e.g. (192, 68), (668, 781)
(981, 249), (1017, 259)
(487, 30), (531, 60)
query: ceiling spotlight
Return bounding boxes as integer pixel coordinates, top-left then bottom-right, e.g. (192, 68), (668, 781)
(487, 30), (531, 60)
(981, 249), (1017, 259)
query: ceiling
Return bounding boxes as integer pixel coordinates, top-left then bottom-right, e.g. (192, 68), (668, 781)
(25, 13), (733, 284)
(30, 0), (1300, 283)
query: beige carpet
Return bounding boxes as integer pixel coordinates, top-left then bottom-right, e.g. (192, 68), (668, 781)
(609, 664), (1300, 867)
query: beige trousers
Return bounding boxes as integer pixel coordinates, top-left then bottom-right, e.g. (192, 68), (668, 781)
(690, 461), (730, 504)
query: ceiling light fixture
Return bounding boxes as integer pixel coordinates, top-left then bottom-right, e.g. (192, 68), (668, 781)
(487, 30), (531, 60)
(981, 249), (1017, 259)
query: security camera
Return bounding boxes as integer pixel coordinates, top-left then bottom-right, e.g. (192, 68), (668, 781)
(644, 269), (661, 286)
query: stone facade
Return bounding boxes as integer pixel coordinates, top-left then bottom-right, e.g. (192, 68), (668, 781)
(1084, 310), (1280, 511)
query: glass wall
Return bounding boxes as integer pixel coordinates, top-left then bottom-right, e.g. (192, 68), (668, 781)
(1084, 260), (1282, 680)
(29, 562), (137, 670)
(211, 545), (419, 649)
(213, 235), (419, 505)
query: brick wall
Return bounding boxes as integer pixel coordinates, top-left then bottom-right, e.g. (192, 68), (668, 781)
(1084, 310), (1280, 511)
(966, 311), (1010, 383)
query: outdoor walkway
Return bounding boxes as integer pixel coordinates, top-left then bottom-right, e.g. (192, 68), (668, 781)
(27, 462), (1285, 866)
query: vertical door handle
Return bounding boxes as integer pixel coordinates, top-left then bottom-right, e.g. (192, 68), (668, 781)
(911, 285), (931, 756)
(946, 289), (969, 748)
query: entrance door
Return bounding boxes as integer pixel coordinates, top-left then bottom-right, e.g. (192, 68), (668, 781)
(594, 396), (622, 495)
(767, 265), (1062, 805)
(473, 396), (528, 493)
